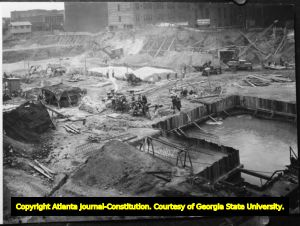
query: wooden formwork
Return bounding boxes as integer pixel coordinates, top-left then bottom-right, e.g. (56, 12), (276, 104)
(151, 95), (296, 183)
(153, 95), (296, 131)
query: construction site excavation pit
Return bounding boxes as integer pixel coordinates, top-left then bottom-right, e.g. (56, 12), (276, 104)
(152, 95), (297, 194)
(184, 114), (297, 186)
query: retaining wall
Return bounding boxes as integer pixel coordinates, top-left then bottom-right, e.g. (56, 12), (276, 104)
(151, 95), (296, 183)
(239, 96), (297, 116)
(152, 95), (296, 131)
(183, 136), (240, 182)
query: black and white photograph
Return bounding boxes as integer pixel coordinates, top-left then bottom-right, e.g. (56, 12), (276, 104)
(1, 0), (298, 224)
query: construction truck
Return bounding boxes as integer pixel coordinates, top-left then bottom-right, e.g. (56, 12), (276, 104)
(46, 64), (67, 77)
(29, 65), (42, 75)
(91, 41), (124, 60)
(125, 73), (142, 86)
(201, 61), (222, 76)
(227, 59), (253, 71)
(192, 61), (222, 76)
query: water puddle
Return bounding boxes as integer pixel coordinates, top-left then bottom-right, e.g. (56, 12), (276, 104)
(185, 115), (297, 185)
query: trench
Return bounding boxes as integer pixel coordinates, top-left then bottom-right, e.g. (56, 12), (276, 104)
(152, 95), (297, 185)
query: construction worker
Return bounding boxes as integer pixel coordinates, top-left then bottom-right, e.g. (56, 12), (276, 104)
(142, 95), (147, 105)
(280, 57), (284, 66)
(138, 94), (142, 102)
(176, 96), (182, 112)
(181, 88), (188, 97)
(112, 70), (115, 78)
(172, 96), (177, 114)
(182, 65), (187, 79)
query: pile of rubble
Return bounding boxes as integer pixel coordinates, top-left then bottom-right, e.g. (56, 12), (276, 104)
(79, 96), (106, 114)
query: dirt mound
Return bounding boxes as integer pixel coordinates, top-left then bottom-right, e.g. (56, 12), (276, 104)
(71, 140), (172, 195)
(3, 101), (53, 143)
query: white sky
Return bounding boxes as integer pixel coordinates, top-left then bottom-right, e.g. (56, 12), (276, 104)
(0, 2), (64, 18)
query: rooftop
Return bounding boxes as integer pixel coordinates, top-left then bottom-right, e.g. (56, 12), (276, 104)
(10, 21), (32, 26)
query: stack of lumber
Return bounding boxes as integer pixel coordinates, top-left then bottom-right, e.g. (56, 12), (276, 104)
(244, 75), (271, 87)
(268, 74), (293, 83)
(63, 124), (80, 134)
(28, 160), (55, 180)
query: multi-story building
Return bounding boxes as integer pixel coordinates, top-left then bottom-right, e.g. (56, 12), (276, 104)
(10, 9), (64, 31)
(64, 2), (294, 32)
(2, 17), (11, 34)
(64, 2), (108, 33)
(9, 21), (32, 35)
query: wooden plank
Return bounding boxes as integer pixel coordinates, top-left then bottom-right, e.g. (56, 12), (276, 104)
(154, 37), (168, 57)
(67, 124), (80, 133)
(121, 135), (138, 142)
(244, 79), (256, 87)
(28, 162), (53, 180)
(167, 38), (176, 51)
(274, 27), (287, 55)
(195, 94), (219, 99)
(146, 171), (172, 174)
(223, 110), (230, 116)
(239, 31), (267, 55)
(238, 168), (271, 181)
(44, 105), (65, 118)
(63, 125), (76, 134)
(208, 115), (217, 122)
(247, 75), (271, 82)
(65, 124), (80, 134)
(34, 160), (55, 175)
(173, 129), (182, 136)
(178, 128), (188, 137)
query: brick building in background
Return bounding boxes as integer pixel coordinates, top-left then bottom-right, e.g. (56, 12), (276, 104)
(64, 2), (108, 33)
(10, 9), (64, 31)
(64, 2), (294, 32)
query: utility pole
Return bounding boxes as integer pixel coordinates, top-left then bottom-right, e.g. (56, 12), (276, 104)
(207, 71), (211, 90)
(84, 58), (87, 76)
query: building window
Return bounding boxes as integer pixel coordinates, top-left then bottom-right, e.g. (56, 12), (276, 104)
(135, 3), (139, 10)
(144, 14), (152, 21)
(143, 3), (152, 9)
(119, 16), (121, 22)
(223, 8), (226, 19)
(205, 8), (209, 18)
(167, 3), (174, 9)
(158, 14), (164, 20)
(155, 3), (164, 9)
(118, 4), (120, 11)
(136, 15), (140, 22)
